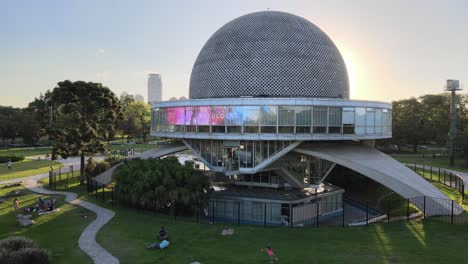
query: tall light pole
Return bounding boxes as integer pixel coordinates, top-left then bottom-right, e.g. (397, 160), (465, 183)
(445, 79), (462, 166)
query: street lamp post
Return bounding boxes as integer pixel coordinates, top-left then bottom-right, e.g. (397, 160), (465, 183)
(445, 79), (462, 166)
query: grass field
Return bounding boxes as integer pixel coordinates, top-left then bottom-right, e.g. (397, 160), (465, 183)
(0, 159), (63, 181)
(393, 154), (468, 173)
(42, 182), (466, 264)
(0, 184), (94, 263)
(94, 206), (468, 264)
(0, 147), (52, 157)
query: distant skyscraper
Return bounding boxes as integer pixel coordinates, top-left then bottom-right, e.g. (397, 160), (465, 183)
(134, 94), (144, 102)
(148, 74), (162, 103)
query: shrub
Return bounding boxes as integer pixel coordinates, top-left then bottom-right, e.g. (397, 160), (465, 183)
(0, 237), (48, 264)
(0, 237), (34, 251)
(0, 155), (25, 163)
(104, 154), (123, 167)
(85, 158), (111, 177)
(10, 247), (48, 264)
(114, 157), (209, 213)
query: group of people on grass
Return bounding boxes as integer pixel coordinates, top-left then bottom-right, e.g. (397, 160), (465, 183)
(21, 198), (55, 213)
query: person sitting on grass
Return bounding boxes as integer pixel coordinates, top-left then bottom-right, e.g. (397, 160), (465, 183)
(261, 245), (279, 263)
(159, 226), (168, 241)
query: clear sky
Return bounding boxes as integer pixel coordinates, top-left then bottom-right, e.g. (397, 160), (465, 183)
(1, 0), (467, 107)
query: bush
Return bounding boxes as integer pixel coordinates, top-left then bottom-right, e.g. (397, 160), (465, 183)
(0, 237), (48, 264)
(114, 157), (209, 213)
(0, 237), (34, 251)
(104, 154), (123, 167)
(85, 158), (111, 177)
(0, 155), (25, 163)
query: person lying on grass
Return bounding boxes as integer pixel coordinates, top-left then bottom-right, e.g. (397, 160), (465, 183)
(146, 239), (170, 250)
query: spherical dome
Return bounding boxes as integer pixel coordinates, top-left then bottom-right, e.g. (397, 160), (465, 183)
(189, 11), (349, 99)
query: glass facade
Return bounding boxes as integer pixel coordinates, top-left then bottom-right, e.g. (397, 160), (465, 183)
(152, 105), (392, 136)
(185, 139), (293, 169)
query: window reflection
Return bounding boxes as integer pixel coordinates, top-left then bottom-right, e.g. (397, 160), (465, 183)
(152, 104), (392, 136)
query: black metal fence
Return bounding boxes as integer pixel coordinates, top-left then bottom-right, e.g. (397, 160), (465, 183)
(86, 175), (115, 207)
(83, 174), (468, 228)
(48, 165), (81, 191)
(405, 162), (465, 202)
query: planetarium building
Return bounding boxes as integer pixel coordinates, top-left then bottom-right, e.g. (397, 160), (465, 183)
(149, 11), (462, 225)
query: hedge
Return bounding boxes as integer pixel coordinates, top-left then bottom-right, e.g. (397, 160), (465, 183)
(0, 155), (25, 163)
(0, 237), (49, 264)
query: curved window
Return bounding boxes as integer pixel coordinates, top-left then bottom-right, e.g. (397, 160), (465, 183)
(151, 104), (392, 137)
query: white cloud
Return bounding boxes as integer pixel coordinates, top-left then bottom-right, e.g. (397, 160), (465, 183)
(96, 48), (105, 55)
(96, 71), (112, 80)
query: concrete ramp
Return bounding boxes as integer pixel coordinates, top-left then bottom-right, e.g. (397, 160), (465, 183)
(137, 142), (188, 160)
(94, 142), (188, 185)
(294, 143), (464, 216)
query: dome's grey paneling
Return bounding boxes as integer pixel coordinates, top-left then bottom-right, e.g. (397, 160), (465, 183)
(189, 11), (349, 99)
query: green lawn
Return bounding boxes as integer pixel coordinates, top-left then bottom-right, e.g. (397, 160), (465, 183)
(393, 154), (468, 173)
(41, 182), (466, 264)
(412, 167), (468, 210)
(94, 207), (468, 264)
(0, 147), (52, 157)
(0, 159), (63, 181)
(0, 184), (94, 263)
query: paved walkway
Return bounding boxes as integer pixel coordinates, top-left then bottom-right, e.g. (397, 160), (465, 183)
(23, 179), (119, 264)
(0, 157), (119, 264)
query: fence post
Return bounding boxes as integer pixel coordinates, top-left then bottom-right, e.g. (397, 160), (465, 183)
(316, 202), (319, 228)
(406, 198), (410, 221)
(430, 167), (432, 180)
(414, 163), (417, 171)
(423, 196), (426, 219)
(49, 170), (53, 189)
(223, 201), (226, 223)
(264, 203), (267, 228)
(366, 203), (369, 226)
(387, 200), (390, 223)
(211, 201), (215, 224)
(438, 168), (441, 182)
(342, 202), (345, 227)
(289, 203), (293, 228)
(451, 200), (454, 224)
(462, 184), (465, 202)
(237, 201), (240, 225)
(449, 173), (453, 188)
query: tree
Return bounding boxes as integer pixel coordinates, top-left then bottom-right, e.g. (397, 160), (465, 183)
(26, 91), (52, 144)
(0, 106), (21, 145)
(50, 80), (120, 183)
(127, 101), (150, 142)
(392, 98), (426, 152)
(116, 95), (151, 142)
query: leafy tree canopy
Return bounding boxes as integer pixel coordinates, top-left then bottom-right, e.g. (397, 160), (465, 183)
(50, 80), (120, 182)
